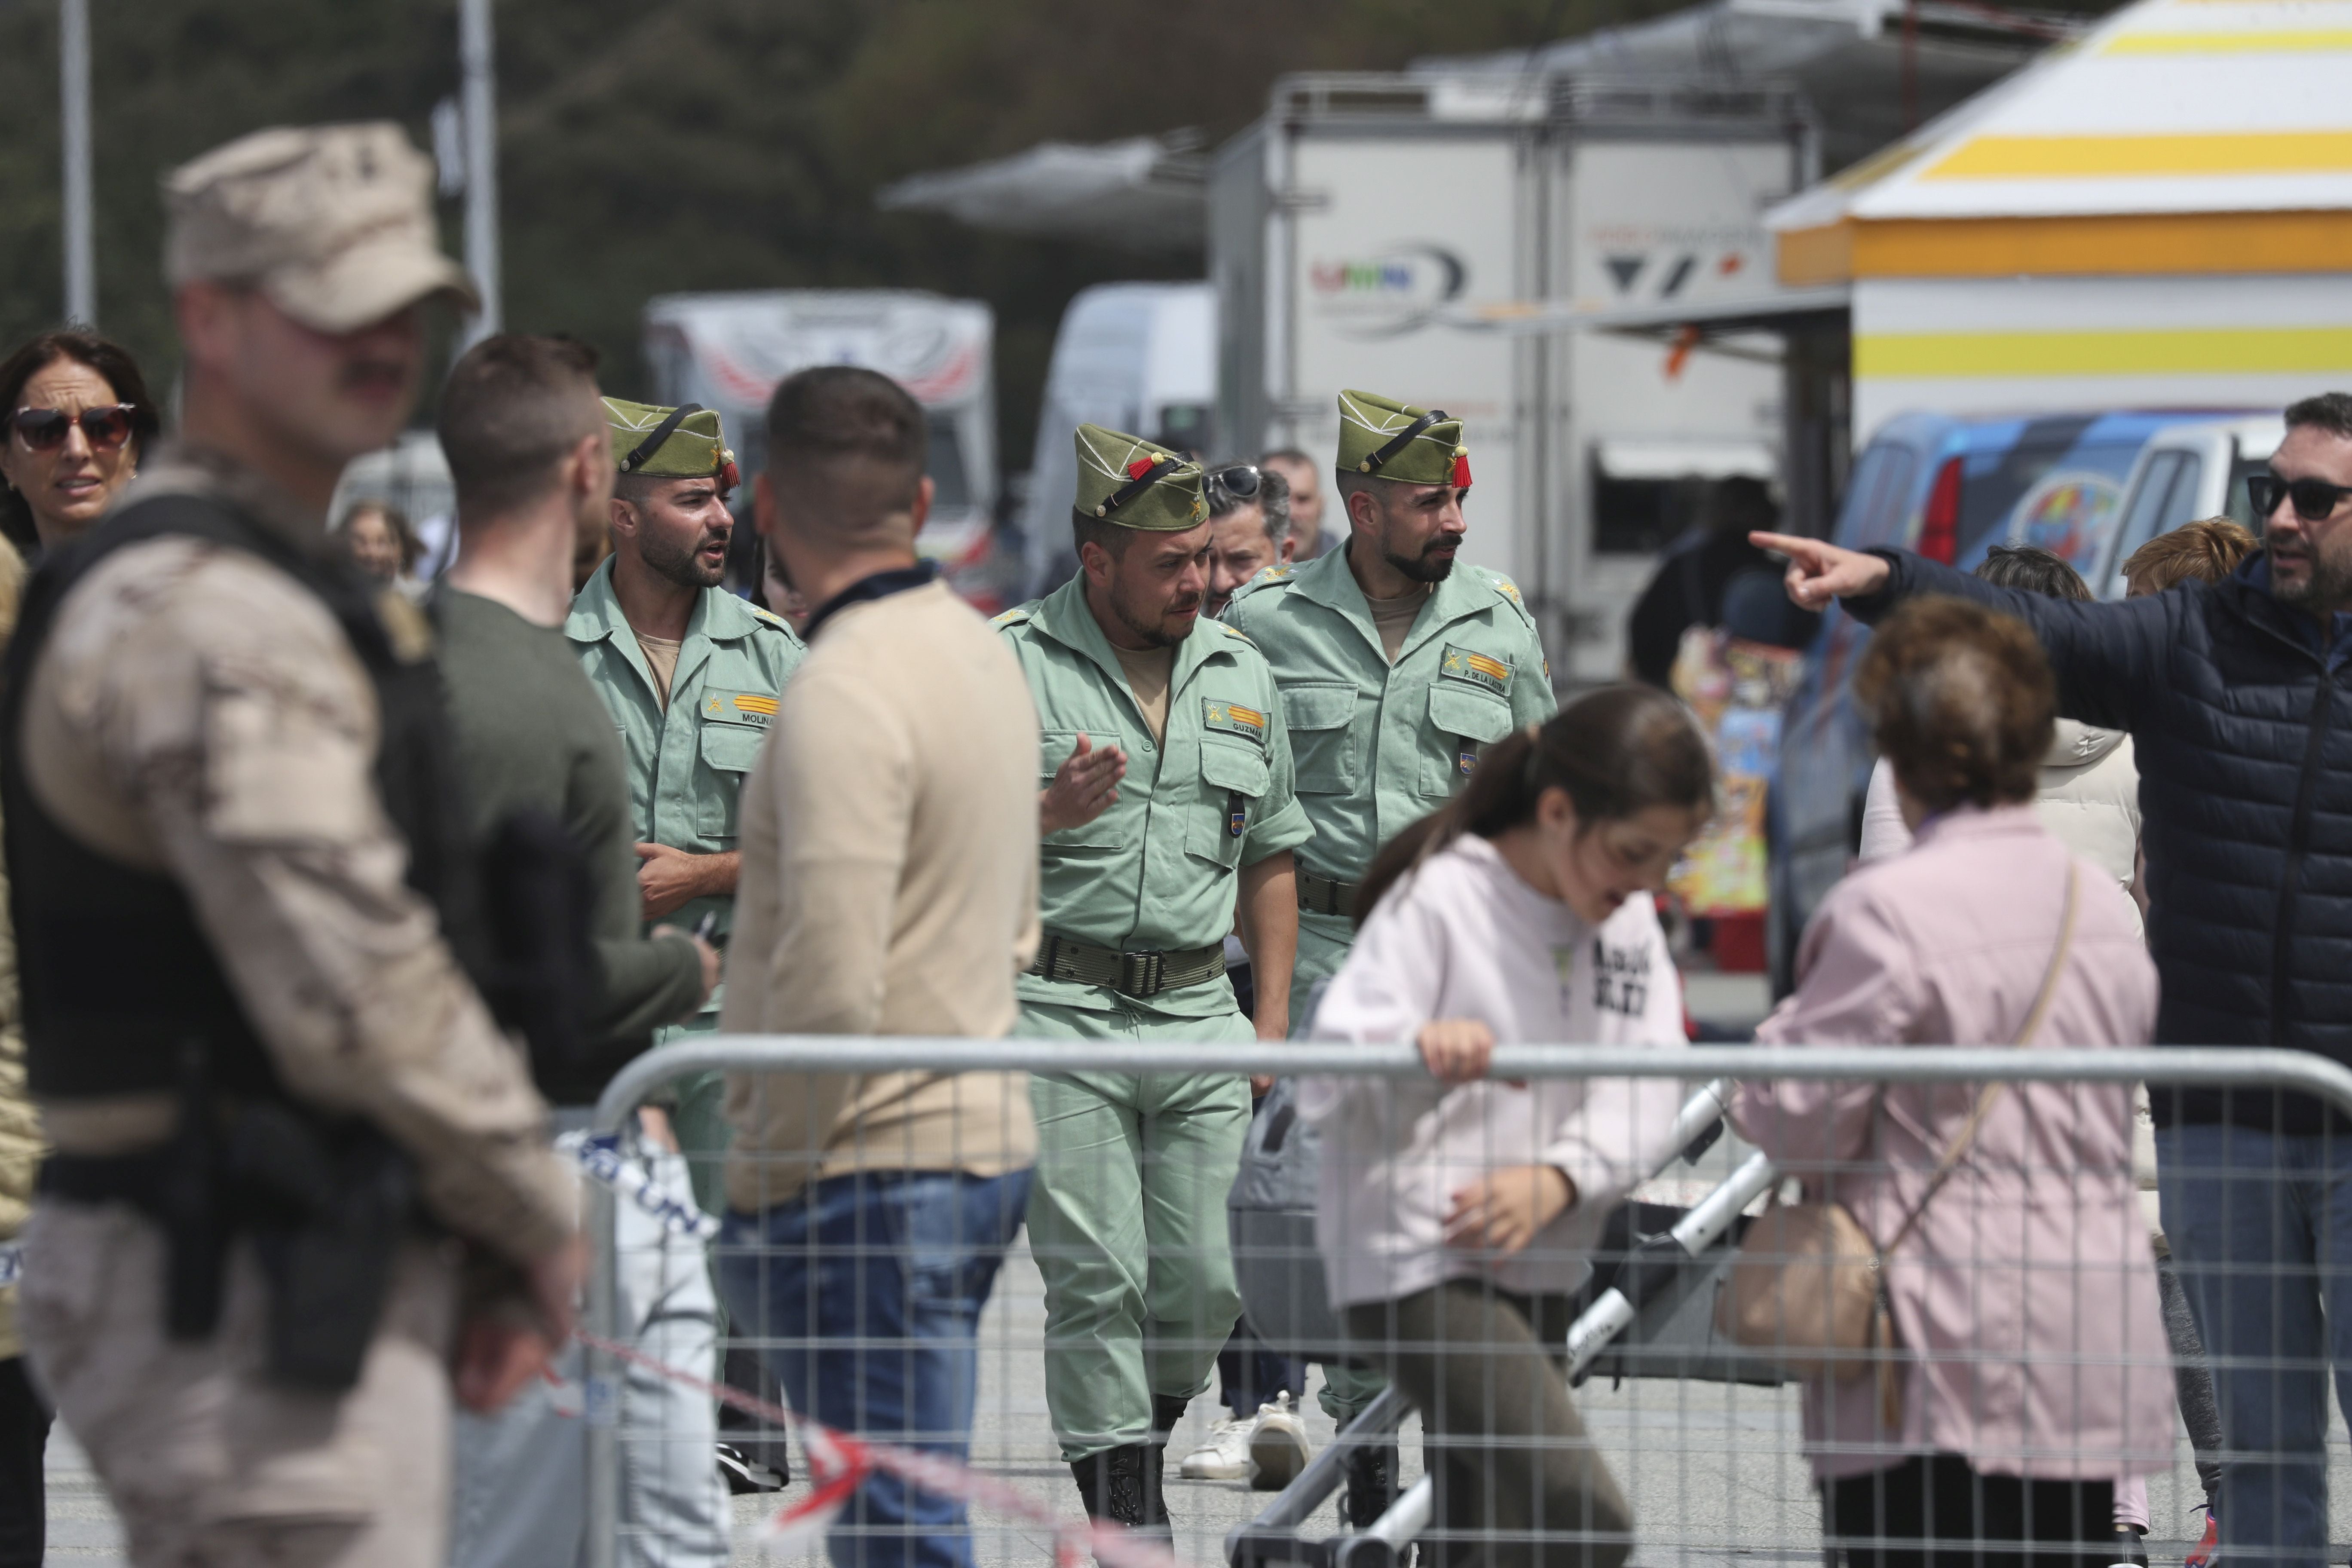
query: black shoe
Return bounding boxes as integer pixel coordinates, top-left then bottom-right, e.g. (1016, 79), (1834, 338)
(1071, 1446), (1173, 1543)
(715, 1442), (785, 1495)
(2108, 1525), (2148, 1568)
(1338, 1442), (1400, 1531)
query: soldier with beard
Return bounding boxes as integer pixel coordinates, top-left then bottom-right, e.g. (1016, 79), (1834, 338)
(995, 425), (1310, 1540)
(567, 399), (803, 1227)
(1220, 389), (1552, 1526)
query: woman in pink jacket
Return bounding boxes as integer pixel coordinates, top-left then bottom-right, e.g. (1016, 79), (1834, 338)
(1731, 597), (2175, 1562)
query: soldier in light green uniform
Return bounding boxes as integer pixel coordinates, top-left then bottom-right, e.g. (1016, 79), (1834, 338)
(1220, 389), (1555, 1520)
(996, 425), (1312, 1537)
(568, 398), (804, 1209)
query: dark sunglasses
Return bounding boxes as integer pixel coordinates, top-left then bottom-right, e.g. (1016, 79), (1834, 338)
(1209, 464), (1262, 502)
(11, 404), (138, 453)
(2248, 471), (2352, 524)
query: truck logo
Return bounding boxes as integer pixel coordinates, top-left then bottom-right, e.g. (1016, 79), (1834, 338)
(1308, 243), (1467, 339)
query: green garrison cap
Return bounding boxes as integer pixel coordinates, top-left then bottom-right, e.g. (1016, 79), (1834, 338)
(1336, 389), (1471, 489)
(1073, 423), (1209, 531)
(606, 397), (738, 486)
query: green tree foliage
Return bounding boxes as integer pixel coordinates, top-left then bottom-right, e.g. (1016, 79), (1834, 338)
(0, 0), (1729, 466)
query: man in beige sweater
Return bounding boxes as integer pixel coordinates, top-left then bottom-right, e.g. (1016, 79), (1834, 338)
(717, 365), (1038, 1568)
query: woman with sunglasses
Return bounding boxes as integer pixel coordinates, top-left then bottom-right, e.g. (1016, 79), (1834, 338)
(0, 330), (159, 554)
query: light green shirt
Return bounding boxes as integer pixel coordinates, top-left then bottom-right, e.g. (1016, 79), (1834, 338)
(1220, 542), (1556, 992)
(995, 574), (1314, 1019)
(565, 557), (805, 950)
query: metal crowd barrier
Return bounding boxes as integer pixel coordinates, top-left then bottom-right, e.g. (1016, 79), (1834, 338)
(578, 1039), (2352, 1568)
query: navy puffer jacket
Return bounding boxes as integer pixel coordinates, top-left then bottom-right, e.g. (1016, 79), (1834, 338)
(1850, 549), (2352, 1132)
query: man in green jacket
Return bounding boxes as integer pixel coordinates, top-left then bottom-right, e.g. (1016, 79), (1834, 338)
(1219, 389), (1554, 1523)
(996, 424), (1311, 1538)
(432, 335), (729, 1568)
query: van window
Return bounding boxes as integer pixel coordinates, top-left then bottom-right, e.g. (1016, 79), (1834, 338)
(2109, 451), (2205, 578)
(1836, 444), (1917, 550)
(927, 415), (972, 513)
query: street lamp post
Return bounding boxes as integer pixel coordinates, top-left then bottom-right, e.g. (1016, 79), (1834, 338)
(457, 0), (502, 346)
(60, 0), (94, 325)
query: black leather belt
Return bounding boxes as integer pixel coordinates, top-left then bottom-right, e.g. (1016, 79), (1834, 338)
(1028, 933), (1226, 999)
(1297, 867), (1360, 919)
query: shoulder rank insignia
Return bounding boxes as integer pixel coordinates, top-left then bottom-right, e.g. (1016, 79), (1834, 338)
(1217, 620), (1256, 644)
(1491, 575), (1523, 606)
(990, 606), (1033, 630)
(750, 604), (793, 631)
(1439, 644), (1512, 696)
(1202, 698), (1268, 743)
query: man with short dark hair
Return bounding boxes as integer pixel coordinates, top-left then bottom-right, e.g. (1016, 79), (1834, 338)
(1261, 447), (1329, 560)
(1204, 462), (1293, 618)
(432, 334), (726, 1568)
(719, 366), (1041, 1568)
(1761, 389), (2352, 1565)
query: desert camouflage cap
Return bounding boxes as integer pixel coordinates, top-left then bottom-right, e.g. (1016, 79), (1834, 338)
(1072, 424), (1207, 532)
(1336, 389), (1471, 490)
(606, 397), (737, 487)
(165, 123), (479, 334)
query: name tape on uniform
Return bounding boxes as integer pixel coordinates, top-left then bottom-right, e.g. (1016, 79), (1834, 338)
(577, 1329), (1180, 1568)
(554, 1132), (721, 1243)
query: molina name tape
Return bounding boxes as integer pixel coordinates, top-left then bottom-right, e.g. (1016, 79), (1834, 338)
(577, 1329), (1180, 1568)
(554, 1132), (721, 1243)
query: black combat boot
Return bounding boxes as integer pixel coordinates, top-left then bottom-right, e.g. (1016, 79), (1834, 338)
(1338, 1440), (1401, 1530)
(1070, 1446), (1173, 1544)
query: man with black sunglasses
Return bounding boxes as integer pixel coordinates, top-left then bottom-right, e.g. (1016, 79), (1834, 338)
(1754, 390), (2352, 1565)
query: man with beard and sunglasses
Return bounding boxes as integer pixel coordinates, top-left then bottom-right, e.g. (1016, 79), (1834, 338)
(6, 122), (579, 1567)
(1754, 389), (2352, 1568)
(995, 425), (1311, 1540)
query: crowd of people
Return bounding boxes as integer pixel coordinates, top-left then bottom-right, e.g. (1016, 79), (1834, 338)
(6, 112), (2352, 1568)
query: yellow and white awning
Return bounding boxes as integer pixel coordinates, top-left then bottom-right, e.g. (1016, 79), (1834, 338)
(1773, 0), (2352, 283)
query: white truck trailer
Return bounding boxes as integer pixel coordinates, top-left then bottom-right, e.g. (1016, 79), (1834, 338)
(641, 290), (1005, 602)
(1212, 74), (1815, 681)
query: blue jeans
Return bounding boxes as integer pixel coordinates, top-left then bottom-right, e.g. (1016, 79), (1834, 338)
(717, 1170), (1031, 1568)
(2156, 1122), (2352, 1568)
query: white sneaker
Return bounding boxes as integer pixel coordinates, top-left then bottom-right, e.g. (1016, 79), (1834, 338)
(1179, 1414), (1256, 1480)
(1247, 1393), (1312, 1491)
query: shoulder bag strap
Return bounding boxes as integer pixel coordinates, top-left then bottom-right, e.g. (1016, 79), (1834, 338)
(1878, 862), (2081, 1258)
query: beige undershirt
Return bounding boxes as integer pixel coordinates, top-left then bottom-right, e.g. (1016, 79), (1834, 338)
(636, 630), (683, 708)
(1366, 585), (1431, 664)
(1113, 644), (1176, 745)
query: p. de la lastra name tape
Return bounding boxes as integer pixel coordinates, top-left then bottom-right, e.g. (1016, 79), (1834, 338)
(554, 1132), (721, 1243)
(576, 1329), (1181, 1568)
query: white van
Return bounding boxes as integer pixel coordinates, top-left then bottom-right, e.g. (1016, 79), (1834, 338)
(642, 290), (1007, 605)
(1019, 282), (1215, 597)
(2088, 413), (2282, 597)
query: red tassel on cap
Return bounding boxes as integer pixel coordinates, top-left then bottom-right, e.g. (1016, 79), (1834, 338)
(1125, 457), (1157, 480)
(1451, 453), (1472, 491)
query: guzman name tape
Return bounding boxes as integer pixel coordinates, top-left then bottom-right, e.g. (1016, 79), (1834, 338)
(554, 1132), (721, 1242)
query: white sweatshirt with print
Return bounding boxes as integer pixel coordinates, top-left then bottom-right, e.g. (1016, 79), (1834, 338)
(1298, 833), (1690, 1310)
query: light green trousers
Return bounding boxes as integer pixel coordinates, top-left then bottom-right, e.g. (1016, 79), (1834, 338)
(1021, 1001), (1253, 1461)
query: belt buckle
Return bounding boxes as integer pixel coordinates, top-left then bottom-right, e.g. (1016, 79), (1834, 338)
(1120, 949), (1166, 998)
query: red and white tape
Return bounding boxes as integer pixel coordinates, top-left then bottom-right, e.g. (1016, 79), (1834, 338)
(576, 1330), (1187, 1568)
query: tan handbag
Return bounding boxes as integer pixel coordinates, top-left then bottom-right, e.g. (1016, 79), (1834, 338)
(1714, 865), (2081, 1400)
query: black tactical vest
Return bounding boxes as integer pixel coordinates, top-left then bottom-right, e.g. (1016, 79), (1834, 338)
(0, 486), (484, 1102)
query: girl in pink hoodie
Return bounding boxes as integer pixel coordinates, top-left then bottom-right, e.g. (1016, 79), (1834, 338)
(1302, 686), (1714, 1568)
(1731, 596), (2174, 1561)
